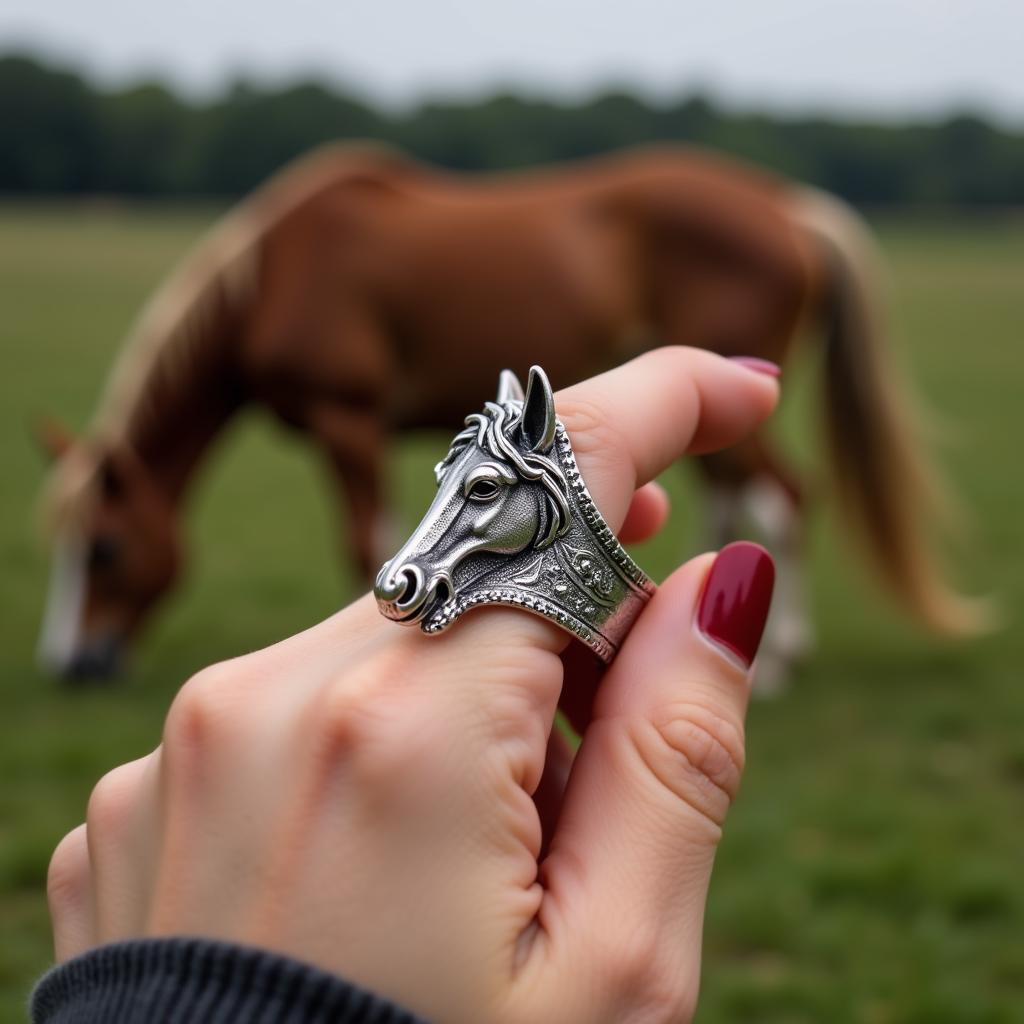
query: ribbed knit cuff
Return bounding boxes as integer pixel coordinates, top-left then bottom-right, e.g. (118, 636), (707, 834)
(31, 936), (430, 1023)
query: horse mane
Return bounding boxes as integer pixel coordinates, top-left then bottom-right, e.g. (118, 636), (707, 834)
(436, 400), (571, 549)
(44, 142), (411, 534)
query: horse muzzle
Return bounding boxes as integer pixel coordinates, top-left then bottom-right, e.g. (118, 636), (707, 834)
(374, 562), (451, 625)
(42, 631), (124, 683)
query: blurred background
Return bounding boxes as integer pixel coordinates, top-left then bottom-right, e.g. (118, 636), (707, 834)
(2, 2), (1022, 1021)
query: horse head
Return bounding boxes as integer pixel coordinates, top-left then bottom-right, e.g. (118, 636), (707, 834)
(374, 366), (569, 627)
(35, 421), (183, 680)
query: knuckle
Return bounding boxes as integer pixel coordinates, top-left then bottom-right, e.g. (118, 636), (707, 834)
(313, 641), (560, 804)
(310, 652), (461, 799)
(353, 703), (443, 792)
(163, 660), (246, 754)
(47, 826), (88, 912)
(312, 659), (413, 778)
(649, 344), (700, 374)
(557, 397), (632, 477)
(313, 673), (377, 758)
(86, 763), (141, 836)
(630, 700), (746, 830)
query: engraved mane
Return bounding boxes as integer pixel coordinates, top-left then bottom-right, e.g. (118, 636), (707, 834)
(435, 400), (571, 549)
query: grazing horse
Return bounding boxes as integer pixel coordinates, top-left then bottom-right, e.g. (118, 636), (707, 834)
(37, 142), (981, 681)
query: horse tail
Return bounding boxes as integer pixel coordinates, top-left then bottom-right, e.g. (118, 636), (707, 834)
(788, 187), (993, 635)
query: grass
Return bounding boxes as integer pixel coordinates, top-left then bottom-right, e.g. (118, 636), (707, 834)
(1, 203), (1022, 1022)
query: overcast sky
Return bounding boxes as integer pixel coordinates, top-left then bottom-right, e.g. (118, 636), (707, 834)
(2, 0), (1021, 121)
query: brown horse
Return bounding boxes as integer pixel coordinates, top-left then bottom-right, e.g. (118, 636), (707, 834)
(36, 142), (981, 682)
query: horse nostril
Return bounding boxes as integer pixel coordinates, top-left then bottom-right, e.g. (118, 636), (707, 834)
(395, 568), (421, 608)
(374, 563), (430, 619)
(375, 565), (407, 603)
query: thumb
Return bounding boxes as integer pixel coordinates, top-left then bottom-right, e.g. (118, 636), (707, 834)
(535, 543), (774, 1017)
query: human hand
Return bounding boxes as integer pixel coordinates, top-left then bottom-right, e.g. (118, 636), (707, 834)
(47, 348), (778, 1023)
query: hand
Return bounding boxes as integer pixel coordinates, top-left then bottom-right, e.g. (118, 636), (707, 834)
(47, 348), (779, 1023)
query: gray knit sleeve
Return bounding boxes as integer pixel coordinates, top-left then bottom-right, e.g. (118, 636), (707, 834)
(31, 937), (431, 1023)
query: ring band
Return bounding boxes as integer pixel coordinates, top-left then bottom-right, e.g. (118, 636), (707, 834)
(374, 365), (655, 662)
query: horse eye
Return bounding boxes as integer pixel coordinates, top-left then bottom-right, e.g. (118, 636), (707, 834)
(88, 536), (120, 570)
(467, 479), (501, 502)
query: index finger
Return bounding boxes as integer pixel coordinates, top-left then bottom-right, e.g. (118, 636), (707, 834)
(340, 345), (779, 657)
(554, 346), (779, 532)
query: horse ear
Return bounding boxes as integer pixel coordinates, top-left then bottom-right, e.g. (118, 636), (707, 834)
(520, 366), (556, 453)
(496, 369), (525, 405)
(97, 445), (147, 500)
(33, 416), (75, 462)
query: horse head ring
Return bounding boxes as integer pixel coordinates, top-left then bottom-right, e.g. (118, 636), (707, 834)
(373, 365), (655, 662)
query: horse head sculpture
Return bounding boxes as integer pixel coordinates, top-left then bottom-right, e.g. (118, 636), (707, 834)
(374, 366), (570, 627)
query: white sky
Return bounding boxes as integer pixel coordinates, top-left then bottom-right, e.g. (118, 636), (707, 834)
(2, 0), (1022, 121)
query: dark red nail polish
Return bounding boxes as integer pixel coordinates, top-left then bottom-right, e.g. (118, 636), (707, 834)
(729, 356), (781, 378)
(697, 542), (776, 667)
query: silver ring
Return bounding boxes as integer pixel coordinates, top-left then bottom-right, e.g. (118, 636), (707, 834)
(374, 365), (655, 662)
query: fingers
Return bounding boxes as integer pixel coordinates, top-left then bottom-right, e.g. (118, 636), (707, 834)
(332, 345), (774, 657)
(556, 347), (779, 530)
(326, 348), (777, 845)
(85, 753), (159, 942)
(50, 753), (156, 961)
(444, 346), (776, 642)
(47, 824), (94, 962)
(534, 544), (775, 1013)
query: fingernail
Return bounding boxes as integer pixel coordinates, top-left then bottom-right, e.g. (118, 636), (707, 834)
(697, 542), (776, 668)
(729, 356), (781, 378)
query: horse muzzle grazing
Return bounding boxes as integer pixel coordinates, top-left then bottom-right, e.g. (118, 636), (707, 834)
(57, 633), (124, 681)
(37, 536), (125, 680)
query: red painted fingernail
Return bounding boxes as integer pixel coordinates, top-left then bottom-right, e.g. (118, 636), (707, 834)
(729, 356), (781, 378)
(697, 542), (776, 668)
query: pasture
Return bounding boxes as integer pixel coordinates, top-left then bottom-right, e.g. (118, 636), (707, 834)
(1, 204), (1022, 1022)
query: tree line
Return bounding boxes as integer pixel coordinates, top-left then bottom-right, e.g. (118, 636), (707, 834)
(2, 52), (1023, 206)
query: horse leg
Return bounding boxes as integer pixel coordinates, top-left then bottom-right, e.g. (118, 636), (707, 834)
(311, 403), (392, 585)
(696, 434), (813, 695)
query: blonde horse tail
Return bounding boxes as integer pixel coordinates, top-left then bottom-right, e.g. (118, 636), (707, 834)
(789, 187), (993, 635)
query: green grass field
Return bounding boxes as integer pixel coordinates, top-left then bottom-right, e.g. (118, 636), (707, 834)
(1, 204), (1022, 1022)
